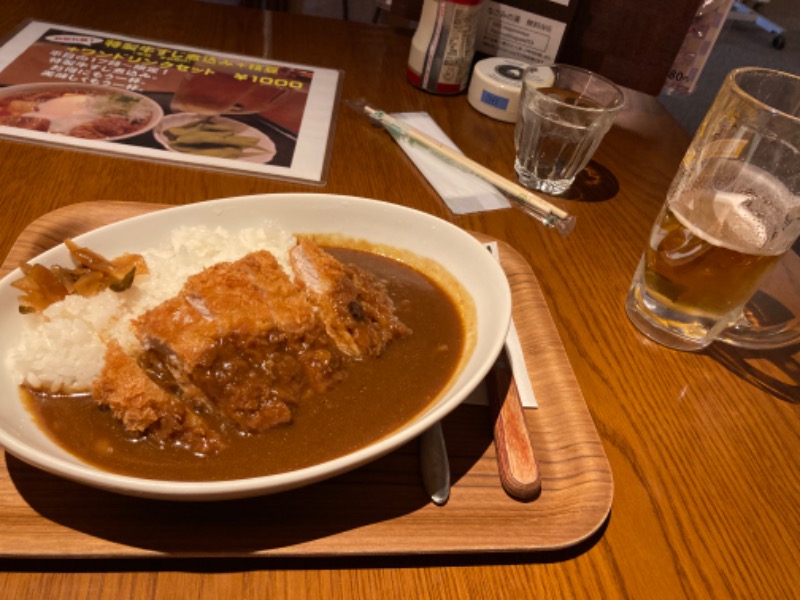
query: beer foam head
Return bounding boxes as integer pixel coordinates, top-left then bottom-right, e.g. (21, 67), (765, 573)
(672, 159), (798, 254)
(719, 192), (770, 250)
(677, 189), (771, 252)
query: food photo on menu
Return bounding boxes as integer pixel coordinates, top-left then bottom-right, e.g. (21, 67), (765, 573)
(0, 21), (341, 183)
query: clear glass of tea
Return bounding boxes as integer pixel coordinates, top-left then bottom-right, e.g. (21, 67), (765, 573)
(514, 64), (624, 196)
(626, 67), (800, 352)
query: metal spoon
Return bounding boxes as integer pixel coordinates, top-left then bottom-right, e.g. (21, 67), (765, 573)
(420, 421), (450, 505)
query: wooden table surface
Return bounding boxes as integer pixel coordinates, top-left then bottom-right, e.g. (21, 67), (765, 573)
(1, 1), (798, 598)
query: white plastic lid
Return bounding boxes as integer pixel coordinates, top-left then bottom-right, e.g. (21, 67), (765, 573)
(467, 57), (533, 123)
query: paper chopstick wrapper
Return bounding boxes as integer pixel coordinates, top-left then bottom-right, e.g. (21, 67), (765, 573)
(464, 242), (538, 408)
(390, 112), (511, 215)
(487, 241), (537, 408)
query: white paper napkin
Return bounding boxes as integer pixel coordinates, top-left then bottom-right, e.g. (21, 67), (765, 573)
(390, 112), (511, 215)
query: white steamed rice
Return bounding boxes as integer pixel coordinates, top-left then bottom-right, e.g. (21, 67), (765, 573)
(7, 223), (297, 393)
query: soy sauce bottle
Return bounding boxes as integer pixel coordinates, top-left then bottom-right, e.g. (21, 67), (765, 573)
(407, 0), (485, 95)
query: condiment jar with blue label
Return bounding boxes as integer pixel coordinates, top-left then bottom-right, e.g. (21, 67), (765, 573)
(467, 57), (535, 122)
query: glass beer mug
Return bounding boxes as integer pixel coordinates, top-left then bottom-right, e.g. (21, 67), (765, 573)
(626, 67), (800, 352)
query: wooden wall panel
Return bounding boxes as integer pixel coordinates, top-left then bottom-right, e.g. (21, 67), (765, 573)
(560, 0), (704, 95)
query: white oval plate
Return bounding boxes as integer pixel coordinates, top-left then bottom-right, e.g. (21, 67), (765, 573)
(154, 113), (277, 163)
(0, 82), (163, 141)
(0, 194), (511, 501)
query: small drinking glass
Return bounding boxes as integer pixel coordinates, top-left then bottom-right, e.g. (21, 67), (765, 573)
(626, 67), (800, 352)
(514, 64), (625, 196)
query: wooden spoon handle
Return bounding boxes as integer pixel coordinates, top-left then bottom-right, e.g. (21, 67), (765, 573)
(487, 354), (542, 501)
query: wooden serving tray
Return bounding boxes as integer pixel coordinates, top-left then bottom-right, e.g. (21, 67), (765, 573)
(0, 201), (612, 558)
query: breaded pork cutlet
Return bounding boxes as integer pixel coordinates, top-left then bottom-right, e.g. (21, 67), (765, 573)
(92, 341), (224, 456)
(92, 240), (410, 454)
(133, 249), (346, 433)
(289, 239), (411, 358)
(135, 251), (311, 371)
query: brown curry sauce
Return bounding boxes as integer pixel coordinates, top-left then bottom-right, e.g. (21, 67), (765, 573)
(23, 248), (465, 481)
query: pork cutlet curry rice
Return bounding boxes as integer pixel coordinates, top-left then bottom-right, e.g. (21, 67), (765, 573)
(8, 226), (470, 481)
